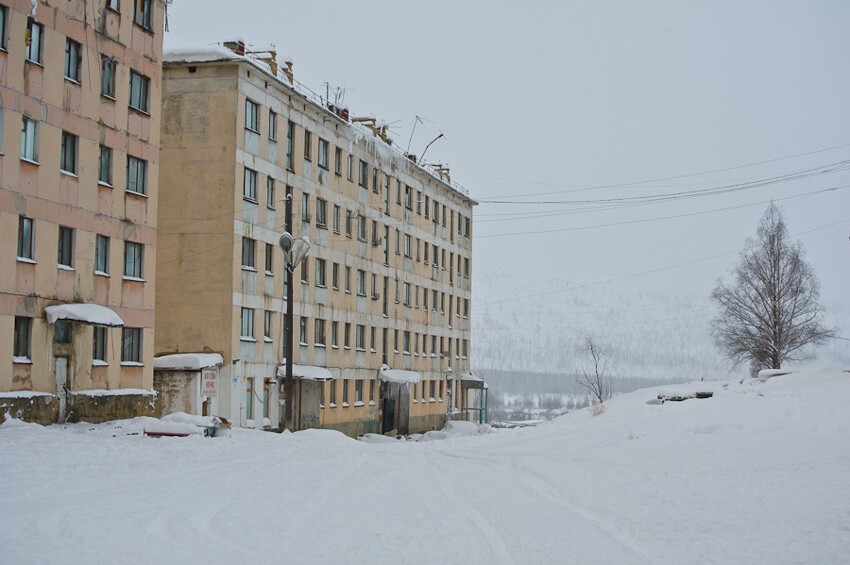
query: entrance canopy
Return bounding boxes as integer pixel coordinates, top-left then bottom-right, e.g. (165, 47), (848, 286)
(45, 303), (124, 327)
(460, 371), (487, 390)
(277, 364), (334, 381)
(154, 353), (224, 371)
(378, 364), (421, 384)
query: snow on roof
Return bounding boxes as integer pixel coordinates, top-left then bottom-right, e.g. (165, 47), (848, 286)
(154, 353), (224, 371)
(45, 304), (124, 327)
(163, 45), (241, 64)
(70, 389), (156, 397)
(276, 364), (334, 380)
(378, 365), (421, 384)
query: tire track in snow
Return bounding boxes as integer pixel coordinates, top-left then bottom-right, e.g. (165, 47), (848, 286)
(422, 451), (517, 565)
(435, 446), (656, 564)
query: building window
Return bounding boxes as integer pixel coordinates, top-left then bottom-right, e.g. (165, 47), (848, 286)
(286, 121), (294, 170)
(241, 308), (254, 339)
(343, 322), (351, 349)
(300, 259), (309, 283)
(371, 274), (378, 299)
(264, 243), (274, 274)
(93, 326), (107, 362)
(334, 147), (342, 175)
(329, 380), (337, 405)
(20, 117), (38, 162)
(345, 211), (352, 238)
(245, 378), (254, 420)
(121, 327), (142, 363)
(370, 326), (377, 351)
(403, 330), (411, 354)
(303, 130), (312, 161)
(268, 110), (277, 140)
(264, 311), (273, 341)
(405, 186), (413, 210)
(355, 380), (363, 403)
(331, 321), (339, 347)
(314, 319), (325, 346)
(358, 160), (368, 187)
(64, 39), (82, 82)
(108, 0), (120, 11)
(342, 379), (350, 405)
(344, 266), (351, 293)
(17, 217), (35, 261)
(355, 325), (365, 351)
(316, 198), (327, 227)
(347, 155), (353, 180)
(243, 168), (257, 201)
(332, 262), (340, 289)
(332, 205), (340, 233)
(95, 235), (110, 274)
(101, 57), (116, 98)
(317, 138), (328, 169)
(98, 145), (113, 185)
(296, 194), (308, 224)
(0, 6), (8, 50)
(404, 234), (412, 258)
(357, 214), (366, 241)
(403, 282), (411, 306)
(242, 238), (256, 270)
(267, 177), (275, 209)
(129, 71), (151, 113)
(126, 156), (148, 195)
(13, 317), (32, 360)
(299, 317), (308, 345)
(133, 0), (153, 30)
(245, 99), (259, 132)
(315, 258), (327, 287)
(124, 241), (144, 279)
(60, 131), (78, 174)
(356, 270), (366, 296)
(57, 226), (75, 268)
(51, 319), (70, 343)
(26, 20), (43, 63)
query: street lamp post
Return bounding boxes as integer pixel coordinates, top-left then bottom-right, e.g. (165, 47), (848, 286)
(278, 192), (309, 432)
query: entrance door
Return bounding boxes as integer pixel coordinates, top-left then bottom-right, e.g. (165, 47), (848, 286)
(55, 357), (68, 423)
(382, 397), (395, 434)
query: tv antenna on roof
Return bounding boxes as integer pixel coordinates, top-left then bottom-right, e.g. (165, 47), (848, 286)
(406, 115), (425, 153)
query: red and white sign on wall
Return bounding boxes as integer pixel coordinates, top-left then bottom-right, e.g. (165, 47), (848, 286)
(202, 370), (217, 397)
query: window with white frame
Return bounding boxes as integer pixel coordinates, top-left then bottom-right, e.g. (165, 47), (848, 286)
(240, 308), (255, 339)
(331, 321), (339, 347)
(355, 324), (365, 351)
(14, 317), (32, 360)
(264, 311), (273, 341)
(98, 145), (113, 185)
(358, 160), (368, 187)
(332, 262), (339, 289)
(299, 317), (308, 344)
(241, 237), (256, 270)
(268, 110), (277, 140)
(129, 71), (151, 113)
(333, 205), (340, 233)
(245, 99), (259, 132)
(121, 327), (142, 363)
(64, 39), (82, 82)
(314, 319), (325, 346)
(57, 226), (74, 268)
(101, 56), (116, 98)
(93, 326), (107, 363)
(356, 270), (366, 296)
(126, 156), (148, 195)
(17, 217), (34, 260)
(266, 177), (275, 209)
(133, 0), (153, 30)
(95, 235), (110, 274)
(316, 198), (327, 227)
(243, 168), (257, 201)
(60, 131), (78, 174)
(315, 258), (326, 287)
(124, 241), (143, 279)
(318, 138), (328, 169)
(303, 130), (312, 161)
(20, 117), (38, 162)
(26, 20), (43, 63)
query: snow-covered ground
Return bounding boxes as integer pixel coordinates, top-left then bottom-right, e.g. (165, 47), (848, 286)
(2, 368), (849, 564)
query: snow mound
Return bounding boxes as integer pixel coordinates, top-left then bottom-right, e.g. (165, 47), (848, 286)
(358, 433), (404, 444)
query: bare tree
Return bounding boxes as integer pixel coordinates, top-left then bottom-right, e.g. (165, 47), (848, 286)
(711, 203), (835, 374)
(576, 336), (612, 404)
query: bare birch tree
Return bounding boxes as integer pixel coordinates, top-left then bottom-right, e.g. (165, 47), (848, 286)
(576, 336), (612, 404)
(711, 203), (835, 374)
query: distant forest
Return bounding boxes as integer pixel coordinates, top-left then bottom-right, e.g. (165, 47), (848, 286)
(477, 369), (690, 396)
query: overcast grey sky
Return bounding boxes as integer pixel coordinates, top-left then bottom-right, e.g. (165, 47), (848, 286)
(164, 1), (850, 331)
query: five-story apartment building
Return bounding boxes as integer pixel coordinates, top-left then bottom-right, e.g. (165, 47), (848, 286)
(0, 0), (163, 423)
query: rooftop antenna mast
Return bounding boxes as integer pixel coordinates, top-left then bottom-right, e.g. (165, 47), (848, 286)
(419, 132), (444, 164)
(406, 115), (424, 154)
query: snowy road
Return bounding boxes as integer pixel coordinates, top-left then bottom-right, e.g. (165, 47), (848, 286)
(3, 369), (849, 564)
